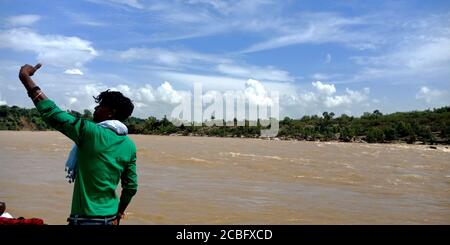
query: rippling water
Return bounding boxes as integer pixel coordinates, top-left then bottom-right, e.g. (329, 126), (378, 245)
(0, 131), (449, 224)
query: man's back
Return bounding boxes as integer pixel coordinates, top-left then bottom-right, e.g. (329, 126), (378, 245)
(36, 99), (138, 217)
(74, 126), (137, 216)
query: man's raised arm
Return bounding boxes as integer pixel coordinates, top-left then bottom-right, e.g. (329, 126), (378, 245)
(18, 63), (95, 146)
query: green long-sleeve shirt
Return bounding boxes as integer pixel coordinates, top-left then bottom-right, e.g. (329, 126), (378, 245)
(36, 99), (138, 217)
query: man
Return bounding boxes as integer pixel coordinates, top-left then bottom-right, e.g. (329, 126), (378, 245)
(18, 64), (138, 225)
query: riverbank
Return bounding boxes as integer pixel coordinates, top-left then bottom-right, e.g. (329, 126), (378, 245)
(2, 129), (450, 148)
(2, 105), (449, 145)
(166, 131), (450, 147)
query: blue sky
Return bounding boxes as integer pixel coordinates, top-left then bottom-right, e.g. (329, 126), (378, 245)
(0, 0), (449, 119)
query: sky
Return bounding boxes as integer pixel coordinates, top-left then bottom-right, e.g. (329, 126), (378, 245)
(0, 0), (449, 119)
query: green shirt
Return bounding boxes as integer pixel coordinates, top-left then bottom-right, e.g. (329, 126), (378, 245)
(36, 99), (138, 216)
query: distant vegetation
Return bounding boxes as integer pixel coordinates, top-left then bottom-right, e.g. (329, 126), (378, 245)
(1, 104), (449, 144)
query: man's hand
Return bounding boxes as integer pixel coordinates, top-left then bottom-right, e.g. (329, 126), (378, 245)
(18, 62), (48, 103)
(112, 212), (126, 225)
(19, 63), (42, 82)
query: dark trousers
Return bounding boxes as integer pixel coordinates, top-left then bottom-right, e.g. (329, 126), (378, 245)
(67, 215), (117, 225)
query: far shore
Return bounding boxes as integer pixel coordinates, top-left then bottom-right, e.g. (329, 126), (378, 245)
(1, 130), (449, 149)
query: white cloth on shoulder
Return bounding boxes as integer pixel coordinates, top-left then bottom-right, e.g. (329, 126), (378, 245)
(0, 212), (13, 219)
(65, 120), (128, 183)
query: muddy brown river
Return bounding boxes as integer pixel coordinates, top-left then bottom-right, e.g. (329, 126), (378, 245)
(0, 131), (449, 224)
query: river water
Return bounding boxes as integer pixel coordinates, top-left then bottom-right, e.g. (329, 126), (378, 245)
(0, 131), (449, 224)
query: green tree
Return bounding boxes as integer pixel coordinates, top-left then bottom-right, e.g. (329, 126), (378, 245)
(383, 126), (396, 141)
(366, 127), (385, 143)
(340, 127), (355, 142)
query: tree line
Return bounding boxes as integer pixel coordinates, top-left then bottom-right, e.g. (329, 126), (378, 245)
(1, 104), (449, 144)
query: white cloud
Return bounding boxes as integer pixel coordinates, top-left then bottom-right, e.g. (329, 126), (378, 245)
(67, 12), (107, 26)
(0, 92), (6, 105)
(113, 0), (143, 9)
(109, 84), (156, 104)
(156, 70), (294, 91)
(68, 97), (77, 105)
(323, 96), (350, 108)
(241, 12), (378, 53)
(415, 86), (446, 104)
(243, 30), (314, 53)
(64, 68), (84, 75)
(156, 71), (247, 91)
(202, 90), (222, 103)
(353, 38), (450, 71)
(0, 57), (374, 119)
(111, 84), (132, 95)
(323, 88), (369, 108)
(312, 81), (336, 96)
(215, 63), (293, 82)
(88, 0), (144, 9)
(88, 0), (283, 43)
(187, 0), (272, 13)
(61, 84), (107, 111)
(325, 53), (332, 64)
(0, 28), (97, 68)
(284, 81), (371, 114)
(118, 47), (230, 67)
(345, 14), (450, 85)
(116, 47), (294, 85)
(58, 81), (190, 118)
(156, 70), (299, 107)
(7, 15), (41, 26)
(244, 79), (273, 106)
(58, 78), (280, 118)
(136, 84), (156, 103)
(120, 48), (180, 65)
(187, 0), (232, 14)
(299, 92), (317, 104)
(156, 82), (185, 104)
(404, 38), (450, 69)
(311, 73), (328, 80)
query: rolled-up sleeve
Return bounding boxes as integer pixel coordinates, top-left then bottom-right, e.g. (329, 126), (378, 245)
(36, 99), (95, 146)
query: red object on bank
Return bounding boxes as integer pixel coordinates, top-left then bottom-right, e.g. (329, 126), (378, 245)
(0, 217), (45, 225)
